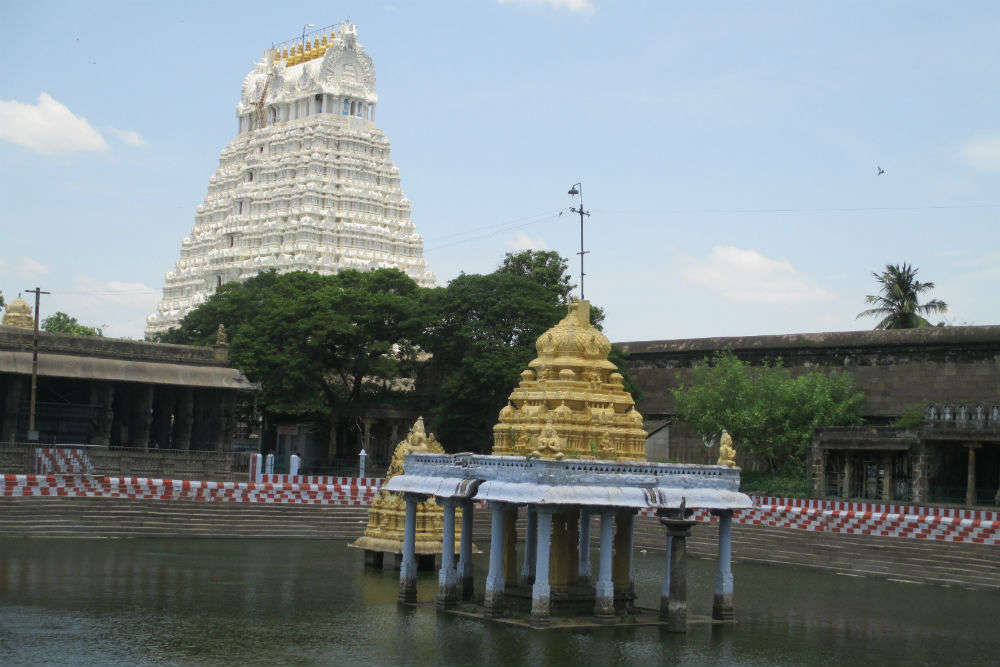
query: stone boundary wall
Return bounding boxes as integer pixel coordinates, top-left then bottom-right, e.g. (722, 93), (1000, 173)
(3, 474), (998, 545)
(617, 325), (1000, 463)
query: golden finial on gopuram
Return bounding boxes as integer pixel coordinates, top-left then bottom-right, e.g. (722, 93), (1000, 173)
(717, 430), (737, 467)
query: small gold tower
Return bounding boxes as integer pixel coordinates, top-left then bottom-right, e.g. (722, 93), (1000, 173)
(2, 297), (33, 329)
(350, 418), (461, 566)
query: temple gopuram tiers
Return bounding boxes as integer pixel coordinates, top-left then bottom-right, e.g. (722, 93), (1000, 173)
(146, 22), (434, 336)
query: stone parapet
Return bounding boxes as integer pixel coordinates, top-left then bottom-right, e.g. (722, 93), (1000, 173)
(0, 326), (225, 366)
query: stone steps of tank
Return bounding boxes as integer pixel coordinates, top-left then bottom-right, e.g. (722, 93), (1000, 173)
(3, 498), (998, 590)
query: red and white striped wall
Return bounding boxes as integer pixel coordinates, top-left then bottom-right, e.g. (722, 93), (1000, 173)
(2, 474), (997, 545)
(1, 474), (381, 505)
(34, 448), (93, 475)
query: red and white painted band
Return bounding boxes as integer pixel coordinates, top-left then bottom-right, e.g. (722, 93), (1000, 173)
(1, 474), (997, 545)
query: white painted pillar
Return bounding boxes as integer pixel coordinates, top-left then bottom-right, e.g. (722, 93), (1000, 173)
(437, 498), (458, 607)
(594, 509), (615, 617)
(521, 506), (537, 585)
(712, 509), (735, 621)
(484, 502), (507, 616)
(531, 508), (553, 623)
(578, 507), (592, 581)
(398, 494), (418, 604)
(458, 499), (475, 599)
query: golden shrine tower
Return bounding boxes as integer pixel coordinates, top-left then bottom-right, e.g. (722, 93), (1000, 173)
(350, 418), (460, 568)
(493, 298), (646, 461)
(488, 298), (648, 609)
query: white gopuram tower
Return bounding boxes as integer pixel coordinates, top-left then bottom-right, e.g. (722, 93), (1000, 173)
(146, 22), (435, 337)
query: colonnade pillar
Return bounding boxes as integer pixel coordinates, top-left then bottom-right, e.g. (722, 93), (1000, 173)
(881, 452), (893, 502)
(398, 493), (419, 604)
(437, 498), (458, 607)
(967, 444), (981, 506)
(1, 376), (25, 443)
(172, 389), (193, 450)
(132, 384), (154, 450)
(594, 509), (616, 619)
(88, 383), (114, 446)
(531, 508), (553, 623)
(712, 509), (735, 621)
(842, 452), (853, 499)
(521, 507), (537, 586)
(458, 499), (475, 599)
(484, 502), (508, 616)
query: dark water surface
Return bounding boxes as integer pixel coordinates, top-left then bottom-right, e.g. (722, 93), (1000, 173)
(1, 538), (997, 666)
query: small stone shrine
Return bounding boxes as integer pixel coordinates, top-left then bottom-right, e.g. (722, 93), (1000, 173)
(350, 418), (462, 572)
(386, 299), (753, 629)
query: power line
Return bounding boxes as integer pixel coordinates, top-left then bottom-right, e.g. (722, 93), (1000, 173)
(593, 203), (1000, 216)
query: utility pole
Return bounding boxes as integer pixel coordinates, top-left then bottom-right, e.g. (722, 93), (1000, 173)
(24, 287), (49, 442)
(567, 183), (590, 299)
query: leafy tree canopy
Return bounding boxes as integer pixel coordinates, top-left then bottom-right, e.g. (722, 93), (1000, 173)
(856, 263), (947, 329)
(42, 311), (102, 336)
(421, 250), (633, 451)
(671, 352), (863, 473)
(159, 269), (423, 418)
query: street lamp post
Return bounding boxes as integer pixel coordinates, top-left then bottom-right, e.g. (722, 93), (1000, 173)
(567, 183), (590, 300)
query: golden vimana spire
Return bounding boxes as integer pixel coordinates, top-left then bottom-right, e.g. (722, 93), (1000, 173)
(493, 299), (647, 461)
(278, 28), (336, 67)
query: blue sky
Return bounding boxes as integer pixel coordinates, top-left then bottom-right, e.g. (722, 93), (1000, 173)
(1, 1), (997, 340)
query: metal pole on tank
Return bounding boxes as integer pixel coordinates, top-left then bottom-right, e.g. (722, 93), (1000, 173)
(567, 183), (590, 300)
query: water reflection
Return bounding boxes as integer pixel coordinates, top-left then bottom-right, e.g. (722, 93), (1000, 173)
(1, 539), (999, 666)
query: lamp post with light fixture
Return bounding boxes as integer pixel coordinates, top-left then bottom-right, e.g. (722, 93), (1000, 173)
(567, 183), (590, 300)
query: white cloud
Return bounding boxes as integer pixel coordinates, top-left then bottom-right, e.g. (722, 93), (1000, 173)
(0, 93), (109, 155)
(0, 256), (51, 281)
(498, 0), (595, 13)
(959, 134), (1000, 171)
(46, 276), (160, 339)
(683, 246), (833, 304)
(107, 127), (147, 147)
(505, 232), (549, 251)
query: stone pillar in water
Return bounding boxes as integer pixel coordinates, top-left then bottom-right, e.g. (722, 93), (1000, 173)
(458, 499), (475, 600)
(484, 502), (507, 616)
(398, 494), (419, 604)
(712, 509), (735, 621)
(531, 508), (553, 623)
(594, 509), (616, 619)
(521, 506), (537, 586)
(578, 507), (592, 583)
(437, 498), (458, 607)
(662, 520), (692, 632)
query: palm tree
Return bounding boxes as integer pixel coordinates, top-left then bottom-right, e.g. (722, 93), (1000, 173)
(856, 263), (947, 329)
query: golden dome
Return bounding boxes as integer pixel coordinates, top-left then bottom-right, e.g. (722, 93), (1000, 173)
(492, 299), (647, 461)
(534, 299), (613, 365)
(2, 297), (33, 329)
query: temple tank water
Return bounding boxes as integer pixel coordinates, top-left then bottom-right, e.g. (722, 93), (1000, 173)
(1, 538), (997, 666)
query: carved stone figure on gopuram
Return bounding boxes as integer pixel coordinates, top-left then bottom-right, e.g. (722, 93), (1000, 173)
(493, 298), (647, 461)
(350, 417), (461, 568)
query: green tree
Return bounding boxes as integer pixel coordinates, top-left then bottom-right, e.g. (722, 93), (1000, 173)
(672, 352), (863, 473)
(856, 263), (948, 329)
(420, 270), (561, 450)
(498, 250), (575, 304)
(41, 311), (102, 336)
(421, 250), (633, 451)
(159, 269), (424, 439)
